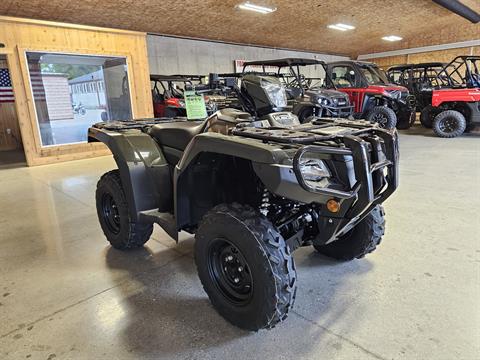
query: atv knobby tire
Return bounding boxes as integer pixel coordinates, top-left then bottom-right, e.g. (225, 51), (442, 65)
(96, 170), (153, 250)
(366, 106), (397, 129)
(420, 105), (434, 128)
(432, 110), (466, 138)
(195, 203), (297, 331)
(314, 205), (385, 261)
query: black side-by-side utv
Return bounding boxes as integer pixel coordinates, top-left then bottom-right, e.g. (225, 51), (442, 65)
(242, 58), (353, 122)
(89, 74), (399, 331)
(386, 62), (446, 112)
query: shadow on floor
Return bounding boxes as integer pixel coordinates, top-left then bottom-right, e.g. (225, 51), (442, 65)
(105, 245), (250, 356)
(104, 240), (373, 357)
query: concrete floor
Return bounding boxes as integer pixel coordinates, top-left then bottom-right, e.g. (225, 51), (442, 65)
(0, 125), (479, 360)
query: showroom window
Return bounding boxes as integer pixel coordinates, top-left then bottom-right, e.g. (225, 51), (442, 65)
(25, 52), (133, 147)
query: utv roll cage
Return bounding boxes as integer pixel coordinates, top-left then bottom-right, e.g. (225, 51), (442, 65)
(386, 62), (446, 85)
(386, 62), (447, 111)
(436, 56), (480, 88)
(150, 74), (210, 94)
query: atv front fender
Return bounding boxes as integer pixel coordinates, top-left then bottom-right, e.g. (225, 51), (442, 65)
(176, 132), (291, 170)
(174, 132), (295, 228)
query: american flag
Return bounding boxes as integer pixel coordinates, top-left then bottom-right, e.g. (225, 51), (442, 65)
(29, 65), (46, 101)
(0, 68), (14, 103)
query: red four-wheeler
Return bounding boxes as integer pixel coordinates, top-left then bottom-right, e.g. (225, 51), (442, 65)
(419, 56), (480, 138)
(327, 60), (416, 130)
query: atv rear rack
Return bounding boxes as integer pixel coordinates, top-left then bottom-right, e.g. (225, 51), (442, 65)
(92, 117), (189, 131)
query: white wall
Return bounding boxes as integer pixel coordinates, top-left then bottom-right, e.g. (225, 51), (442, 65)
(147, 35), (349, 75)
(43, 75), (73, 120)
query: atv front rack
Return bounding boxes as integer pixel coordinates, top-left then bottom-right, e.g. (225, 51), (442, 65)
(231, 117), (381, 145)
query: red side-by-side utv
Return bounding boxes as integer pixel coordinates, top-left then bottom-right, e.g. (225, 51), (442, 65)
(418, 56), (480, 138)
(326, 60), (416, 130)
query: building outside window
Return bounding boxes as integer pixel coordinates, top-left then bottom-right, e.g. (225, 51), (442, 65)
(26, 52), (132, 147)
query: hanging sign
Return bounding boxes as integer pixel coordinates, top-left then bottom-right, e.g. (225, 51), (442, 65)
(184, 90), (208, 120)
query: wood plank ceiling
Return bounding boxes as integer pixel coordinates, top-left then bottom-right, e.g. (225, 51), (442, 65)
(0, 0), (479, 57)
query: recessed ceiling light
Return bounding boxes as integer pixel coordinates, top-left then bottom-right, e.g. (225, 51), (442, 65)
(327, 23), (355, 31)
(237, 2), (277, 14)
(382, 35), (403, 41)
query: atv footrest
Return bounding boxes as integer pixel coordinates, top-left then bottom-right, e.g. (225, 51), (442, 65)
(139, 209), (178, 241)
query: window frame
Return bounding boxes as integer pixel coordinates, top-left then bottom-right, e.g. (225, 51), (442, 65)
(331, 65), (357, 88)
(22, 50), (135, 149)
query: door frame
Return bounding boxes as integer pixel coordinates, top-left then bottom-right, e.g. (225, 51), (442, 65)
(0, 49), (26, 158)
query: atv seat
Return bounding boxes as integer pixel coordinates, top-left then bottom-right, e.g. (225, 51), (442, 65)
(149, 120), (206, 151)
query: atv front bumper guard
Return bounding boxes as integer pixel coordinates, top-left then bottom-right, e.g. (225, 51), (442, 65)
(321, 103), (354, 117)
(293, 129), (399, 244)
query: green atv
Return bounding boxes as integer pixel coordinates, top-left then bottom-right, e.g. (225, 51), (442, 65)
(89, 74), (399, 331)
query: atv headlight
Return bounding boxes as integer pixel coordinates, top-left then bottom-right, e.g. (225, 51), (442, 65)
(297, 152), (331, 189)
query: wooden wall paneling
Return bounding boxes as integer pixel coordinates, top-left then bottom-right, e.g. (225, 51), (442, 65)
(5, 51), (37, 164)
(16, 47), (45, 154)
(371, 55), (408, 69)
(370, 47), (480, 68)
(0, 57), (22, 151)
(408, 47), (474, 64)
(0, 17), (153, 165)
(0, 103), (21, 150)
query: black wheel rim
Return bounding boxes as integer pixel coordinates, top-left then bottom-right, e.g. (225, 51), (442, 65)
(371, 113), (388, 127)
(207, 238), (253, 305)
(438, 117), (458, 133)
(101, 193), (121, 234)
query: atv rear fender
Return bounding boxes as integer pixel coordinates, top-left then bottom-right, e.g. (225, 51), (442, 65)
(88, 127), (172, 221)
